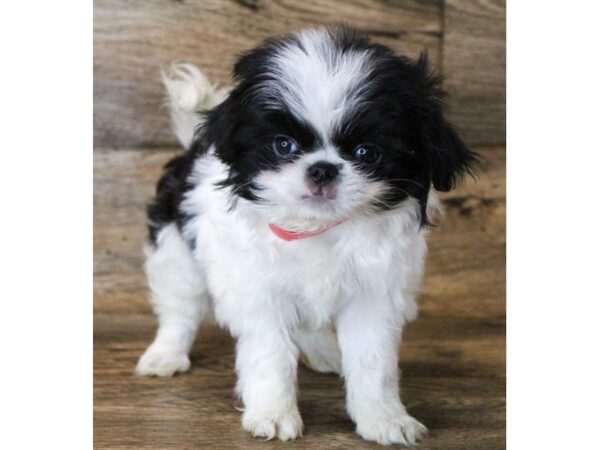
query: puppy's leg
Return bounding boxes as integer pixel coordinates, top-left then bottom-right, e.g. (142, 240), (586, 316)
(235, 323), (303, 441)
(337, 298), (427, 446)
(136, 224), (210, 377)
(295, 326), (342, 375)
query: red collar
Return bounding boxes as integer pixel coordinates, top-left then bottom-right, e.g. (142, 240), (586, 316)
(268, 220), (345, 241)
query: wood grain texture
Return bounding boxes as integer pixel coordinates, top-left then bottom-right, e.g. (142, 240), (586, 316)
(93, 145), (505, 448)
(95, 315), (504, 449)
(442, 0), (506, 146)
(93, 0), (442, 148)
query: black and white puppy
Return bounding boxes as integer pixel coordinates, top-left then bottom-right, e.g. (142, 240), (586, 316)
(136, 26), (477, 446)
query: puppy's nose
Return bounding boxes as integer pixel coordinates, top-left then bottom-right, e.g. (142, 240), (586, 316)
(307, 161), (339, 187)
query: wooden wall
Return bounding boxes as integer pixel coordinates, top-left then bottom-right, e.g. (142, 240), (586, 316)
(93, 0), (505, 149)
(442, 0), (505, 145)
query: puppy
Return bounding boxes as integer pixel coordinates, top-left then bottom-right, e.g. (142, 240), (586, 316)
(136, 26), (477, 446)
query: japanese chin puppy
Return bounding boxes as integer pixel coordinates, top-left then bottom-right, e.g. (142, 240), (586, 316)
(136, 25), (477, 446)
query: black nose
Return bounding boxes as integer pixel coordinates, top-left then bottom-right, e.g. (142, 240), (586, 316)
(307, 161), (340, 186)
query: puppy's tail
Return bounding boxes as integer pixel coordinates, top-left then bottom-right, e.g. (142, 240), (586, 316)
(161, 63), (229, 149)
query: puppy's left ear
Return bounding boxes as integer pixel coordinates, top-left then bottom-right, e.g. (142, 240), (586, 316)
(423, 113), (479, 192)
(416, 55), (479, 192)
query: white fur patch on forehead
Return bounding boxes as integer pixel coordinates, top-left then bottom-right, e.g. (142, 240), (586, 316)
(262, 28), (373, 139)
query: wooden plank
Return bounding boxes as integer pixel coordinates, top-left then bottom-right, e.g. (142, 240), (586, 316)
(93, 0), (442, 148)
(94, 313), (504, 449)
(442, 0), (506, 146)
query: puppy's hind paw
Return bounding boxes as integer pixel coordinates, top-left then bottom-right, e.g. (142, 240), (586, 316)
(242, 407), (304, 441)
(135, 344), (191, 377)
(357, 414), (427, 446)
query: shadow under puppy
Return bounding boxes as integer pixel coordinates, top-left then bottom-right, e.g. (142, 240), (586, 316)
(136, 25), (477, 446)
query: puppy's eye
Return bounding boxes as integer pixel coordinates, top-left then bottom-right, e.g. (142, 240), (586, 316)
(354, 145), (381, 165)
(273, 136), (298, 157)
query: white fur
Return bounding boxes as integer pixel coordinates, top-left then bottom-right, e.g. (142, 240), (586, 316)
(256, 29), (373, 140)
(138, 50), (429, 445)
(296, 326), (342, 374)
(136, 223), (210, 377)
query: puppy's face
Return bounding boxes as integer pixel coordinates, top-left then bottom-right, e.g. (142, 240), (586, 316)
(204, 27), (477, 227)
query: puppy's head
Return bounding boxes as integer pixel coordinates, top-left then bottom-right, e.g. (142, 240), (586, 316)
(204, 26), (477, 228)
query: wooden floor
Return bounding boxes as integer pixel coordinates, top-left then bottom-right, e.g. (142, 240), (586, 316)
(94, 146), (505, 449)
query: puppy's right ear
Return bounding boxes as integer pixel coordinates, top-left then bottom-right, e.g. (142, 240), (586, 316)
(232, 36), (282, 82)
(201, 79), (260, 168)
(202, 95), (237, 160)
(204, 38), (280, 159)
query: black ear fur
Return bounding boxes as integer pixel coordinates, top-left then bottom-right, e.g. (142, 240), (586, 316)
(423, 113), (479, 192)
(415, 53), (480, 192)
(202, 95), (236, 160)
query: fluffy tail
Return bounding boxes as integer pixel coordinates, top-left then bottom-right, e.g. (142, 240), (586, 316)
(161, 64), (229, 149)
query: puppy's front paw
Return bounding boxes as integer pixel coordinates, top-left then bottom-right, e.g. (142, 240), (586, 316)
(242, 407), (303, 441)
(357, 413), (427, 446)
(135, 344), (191, 377)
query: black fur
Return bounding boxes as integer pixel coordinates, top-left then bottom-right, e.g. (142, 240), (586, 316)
(146, 140), (207, 243)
